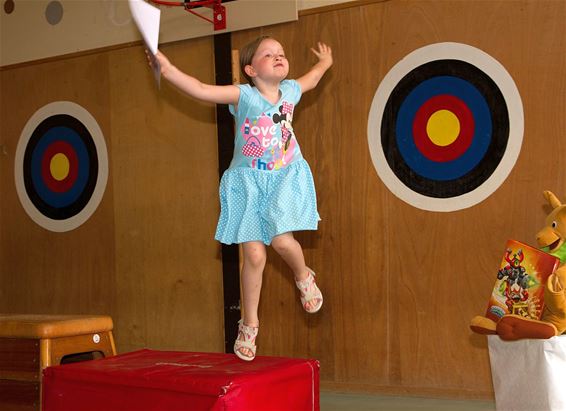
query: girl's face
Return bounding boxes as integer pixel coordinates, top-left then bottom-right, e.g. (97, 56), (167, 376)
(247, 39), (289, 83)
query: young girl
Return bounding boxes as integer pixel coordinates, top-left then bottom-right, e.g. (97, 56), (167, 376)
(149, 36), (333, 361)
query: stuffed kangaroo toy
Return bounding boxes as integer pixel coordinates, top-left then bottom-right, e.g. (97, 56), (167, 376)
(470, 190), (566, 340)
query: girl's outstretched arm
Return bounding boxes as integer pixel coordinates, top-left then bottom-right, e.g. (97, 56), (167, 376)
(149, 50), (240, 105)
(296, 42), (333, 93)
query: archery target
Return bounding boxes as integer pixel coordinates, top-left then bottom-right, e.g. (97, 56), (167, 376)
(15, 101), (108, 232)
(367, 42), (523, 212)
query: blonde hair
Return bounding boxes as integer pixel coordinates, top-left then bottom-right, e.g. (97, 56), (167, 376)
(239, 35), (272, 85)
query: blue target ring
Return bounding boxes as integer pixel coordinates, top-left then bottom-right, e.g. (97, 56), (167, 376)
(30, 126), (90, 208)
(395, 76), (492, 181)
(380, 59), (510, 199)
(23, 114), (98, 220)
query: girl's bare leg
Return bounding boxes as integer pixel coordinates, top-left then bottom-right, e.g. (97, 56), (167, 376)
(237, 241), (266, 357)
(271, 232), (318, 311)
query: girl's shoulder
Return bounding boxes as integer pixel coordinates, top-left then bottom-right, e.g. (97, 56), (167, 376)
(281, 79), (298, 88)
(230, 83), (261, 115)
(281, 79), (301, 99)
(238, 83), (254, 94)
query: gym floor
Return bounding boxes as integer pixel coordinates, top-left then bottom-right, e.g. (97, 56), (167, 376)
(320, 392), (496, 411)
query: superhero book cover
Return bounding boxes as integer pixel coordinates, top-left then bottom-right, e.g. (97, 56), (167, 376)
(485, 240), (560, 323)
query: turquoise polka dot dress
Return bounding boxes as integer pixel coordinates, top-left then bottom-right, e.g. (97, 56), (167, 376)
(214, 80), (320, 245)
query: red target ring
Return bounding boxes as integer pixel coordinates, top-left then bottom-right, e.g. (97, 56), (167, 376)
(40, 140), (79, 193)
(412, 94), (475, 162)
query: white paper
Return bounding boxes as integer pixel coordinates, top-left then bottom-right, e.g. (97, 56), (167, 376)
(488, 335), (566, 411)
(128, 0), (161, 87)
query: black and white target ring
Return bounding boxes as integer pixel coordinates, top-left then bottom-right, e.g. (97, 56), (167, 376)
(15, 101), (108, 232)
(368, 43), (523, 212)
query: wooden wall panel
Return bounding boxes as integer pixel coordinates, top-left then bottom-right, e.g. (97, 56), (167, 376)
(0, 53), (116, 317)
(0, 36), (224, 354)
(232, 0), (566, 399)
(231, 7), (390, 385)
(108, 38), (224, 353)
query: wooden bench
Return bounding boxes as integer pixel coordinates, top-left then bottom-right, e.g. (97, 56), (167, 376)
(0, 314), (116, 411)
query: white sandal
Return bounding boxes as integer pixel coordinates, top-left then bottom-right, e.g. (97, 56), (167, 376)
(295, 268), (323, 313)
(234, 320), (258, 361)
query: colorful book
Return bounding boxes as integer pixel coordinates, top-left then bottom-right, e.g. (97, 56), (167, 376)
(485, 240), (560, 322)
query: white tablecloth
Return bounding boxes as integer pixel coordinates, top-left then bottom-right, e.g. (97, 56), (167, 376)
(488, 335), (566, 411)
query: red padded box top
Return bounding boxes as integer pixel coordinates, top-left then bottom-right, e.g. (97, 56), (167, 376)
(43, 349), (320, 411)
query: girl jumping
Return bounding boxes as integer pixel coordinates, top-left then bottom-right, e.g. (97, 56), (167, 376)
(149, 36), (333, 361)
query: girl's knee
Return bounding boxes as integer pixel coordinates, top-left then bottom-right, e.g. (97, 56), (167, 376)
(243, 245), (267, 269)
(271, 234), (297, 255)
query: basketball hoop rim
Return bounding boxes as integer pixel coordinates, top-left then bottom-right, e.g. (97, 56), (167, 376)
(148, 0), (221, 11)
(148, 0), (226, 30)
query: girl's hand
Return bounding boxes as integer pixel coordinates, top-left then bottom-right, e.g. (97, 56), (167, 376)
(297, 42), (333, 93)
(145, 49), (173, 77)
(311, 42), (333, 69)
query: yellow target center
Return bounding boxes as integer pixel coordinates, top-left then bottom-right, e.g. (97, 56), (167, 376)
(426, 109), (460, 146)
(50, 153), (70, 181)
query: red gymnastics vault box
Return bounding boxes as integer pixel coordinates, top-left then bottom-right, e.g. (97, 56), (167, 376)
(42, 349), (320, 411)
